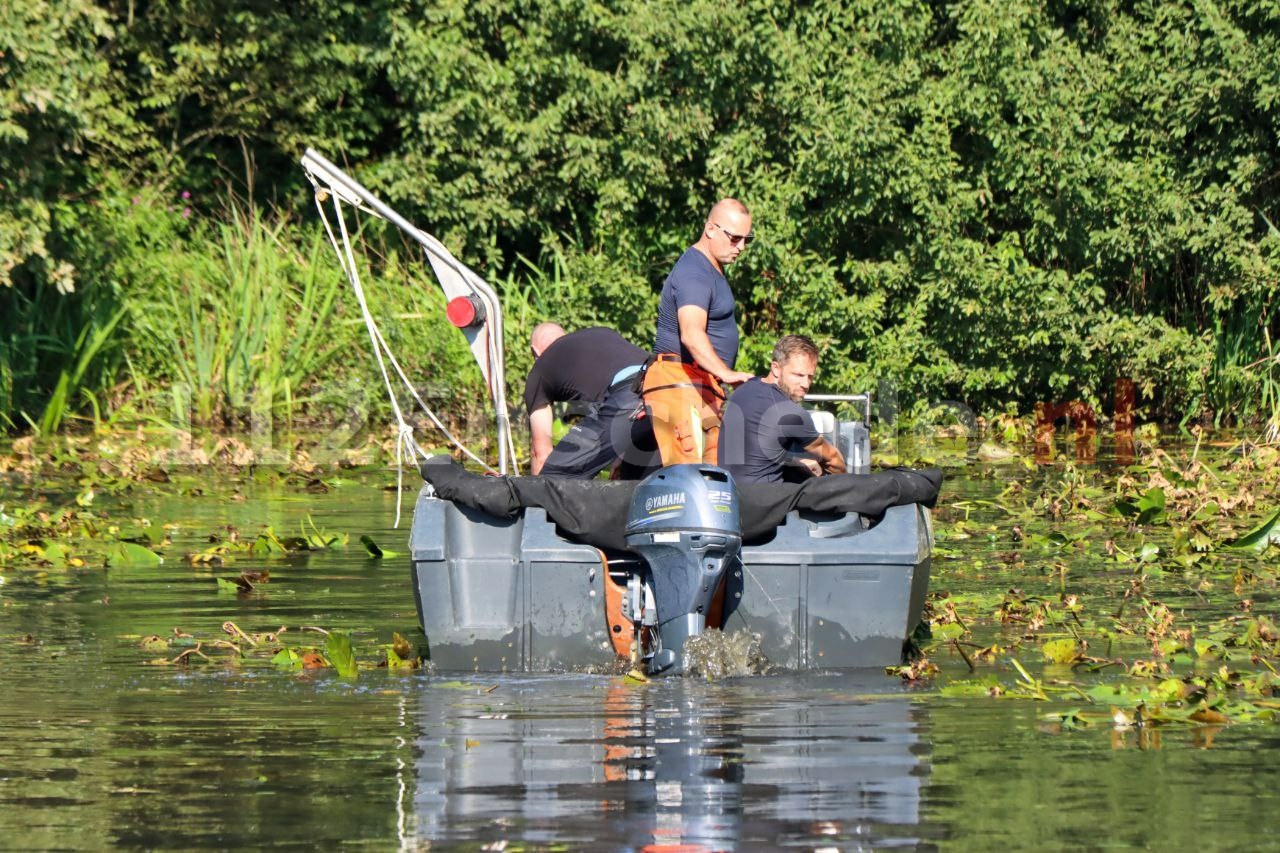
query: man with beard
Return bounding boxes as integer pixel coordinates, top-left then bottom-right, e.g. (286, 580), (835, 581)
(717, 334), (846, 483)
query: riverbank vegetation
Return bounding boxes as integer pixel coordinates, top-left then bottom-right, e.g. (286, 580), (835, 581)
(4, 0), (1278, 445)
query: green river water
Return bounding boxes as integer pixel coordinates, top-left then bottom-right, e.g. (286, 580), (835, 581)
(2, 459), (1280, 851)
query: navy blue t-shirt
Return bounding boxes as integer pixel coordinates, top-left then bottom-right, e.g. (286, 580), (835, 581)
(717, 378), (819, 483)
(654, 248), (739, 368)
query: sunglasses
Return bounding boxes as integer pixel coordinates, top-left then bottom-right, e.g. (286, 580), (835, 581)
(713, 222), (754, 246)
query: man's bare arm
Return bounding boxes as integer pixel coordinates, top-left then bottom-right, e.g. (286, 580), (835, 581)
(801, 435), (847, 475)
(677, 305), (753, 385)
(529, 404), (555, 474)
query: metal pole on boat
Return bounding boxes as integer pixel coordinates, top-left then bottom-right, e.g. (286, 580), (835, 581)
(803, 392), (872, 425)
(301, 149), (514, 473)
(805, 393), (873, 475)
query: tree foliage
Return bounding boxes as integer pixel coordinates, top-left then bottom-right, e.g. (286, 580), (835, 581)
(3, 0), (1279, 430)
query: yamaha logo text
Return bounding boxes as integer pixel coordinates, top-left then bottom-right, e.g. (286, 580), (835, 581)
(645, 491), (686, 513)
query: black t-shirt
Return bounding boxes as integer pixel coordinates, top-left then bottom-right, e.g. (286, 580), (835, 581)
(654, 248), (739, 368)
(523, 327), (648, 413)
(717, 378), (819, 483)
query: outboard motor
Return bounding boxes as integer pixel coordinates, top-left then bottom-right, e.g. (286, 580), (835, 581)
(624, 464), (742, 675)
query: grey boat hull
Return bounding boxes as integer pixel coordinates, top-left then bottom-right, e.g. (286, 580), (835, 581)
(409, 487), (932, 672)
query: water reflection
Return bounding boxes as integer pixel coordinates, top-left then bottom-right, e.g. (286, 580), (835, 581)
(410, 674), (928, 850)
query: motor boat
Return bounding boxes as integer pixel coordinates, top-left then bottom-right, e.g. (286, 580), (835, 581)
(301, 149), (939, 676)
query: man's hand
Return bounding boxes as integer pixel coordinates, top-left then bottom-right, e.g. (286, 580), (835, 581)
(796, 457), (822, 477)
(720, 370), (755, 387)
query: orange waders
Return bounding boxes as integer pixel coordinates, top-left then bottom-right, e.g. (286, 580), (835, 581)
(640, 354), (727, 465)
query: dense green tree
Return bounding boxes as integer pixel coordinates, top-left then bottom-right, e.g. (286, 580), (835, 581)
(2, 0), (1277, 432)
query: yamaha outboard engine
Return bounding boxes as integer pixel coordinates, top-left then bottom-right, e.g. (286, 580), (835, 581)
(624, 465), (742, 675)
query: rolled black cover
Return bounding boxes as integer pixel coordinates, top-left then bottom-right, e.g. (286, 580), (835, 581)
(420, 457), (942, 552)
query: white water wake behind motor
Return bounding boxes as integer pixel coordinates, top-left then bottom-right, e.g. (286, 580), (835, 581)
(623, 465), (743, 675)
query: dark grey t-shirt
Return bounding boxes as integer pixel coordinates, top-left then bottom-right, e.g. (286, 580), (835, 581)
(717, 378), (819, 483)
(654, 248), (739, 368)
(523, 327), (647, 413)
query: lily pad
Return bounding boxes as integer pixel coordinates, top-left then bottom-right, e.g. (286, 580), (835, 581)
(251, 529), (287, 555)
(1137, 487), (1167, 524)
(933, 623), (965, 642)
(940, 677), (1001, 697)
(215, 576), (242, 594)
(1084, 683), (1141, 707)
(1042, 638), (1080, 664)
(105, 541), (162, 567)
(41, 541), (70, 569)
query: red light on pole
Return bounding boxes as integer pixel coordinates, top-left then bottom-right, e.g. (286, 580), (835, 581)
(446, 295), (486, 328)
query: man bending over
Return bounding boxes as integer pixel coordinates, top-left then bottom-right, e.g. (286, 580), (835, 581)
(525, 323), (656, 477)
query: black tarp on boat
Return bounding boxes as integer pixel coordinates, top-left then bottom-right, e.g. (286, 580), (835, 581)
(419, 456), (942, 551)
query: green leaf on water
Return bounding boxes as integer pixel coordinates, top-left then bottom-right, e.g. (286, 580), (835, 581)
(1226, 506), (1280, 552)
(1195, 638), (1223, 659)
(215, 576), (241, 593)
(105, 541), (162, 567)
(139, 635), (170, 652)
(939, 677), (1001, 697)
(1137, 487), (1167, 524)
(386, 647), (419, 669)
(326, 632), (358, 677)
(1085, 683), (1140, 706)
(933, 623), (965, 641)
(41, 541), (69, 568)
(251, 528), (286, 555)
(1150, 678), (1187, 703)
(361, 534), (401, 559)
(1042, 638), (1080, 664)
(271, 648), (301, 670)
(304, 515), (347, 550)
(118, 528), (153, 545)
(1049, 708), (1090, 730)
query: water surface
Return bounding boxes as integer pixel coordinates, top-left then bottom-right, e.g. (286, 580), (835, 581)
(3, 466), (1279, 850)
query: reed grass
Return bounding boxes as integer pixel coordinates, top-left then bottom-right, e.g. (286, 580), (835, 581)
(0, 268), (125, 433)
(127, 200), (346, 425)
(1256, 332), (1280, 444)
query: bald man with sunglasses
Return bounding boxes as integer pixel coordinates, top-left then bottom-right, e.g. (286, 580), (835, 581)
(644, 199), (756, 465)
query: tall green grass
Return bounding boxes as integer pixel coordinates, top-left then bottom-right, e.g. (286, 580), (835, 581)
(1252, 318), (1280, 444)
(124, 198), (347, 425)
(0, 266), (125, 433)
